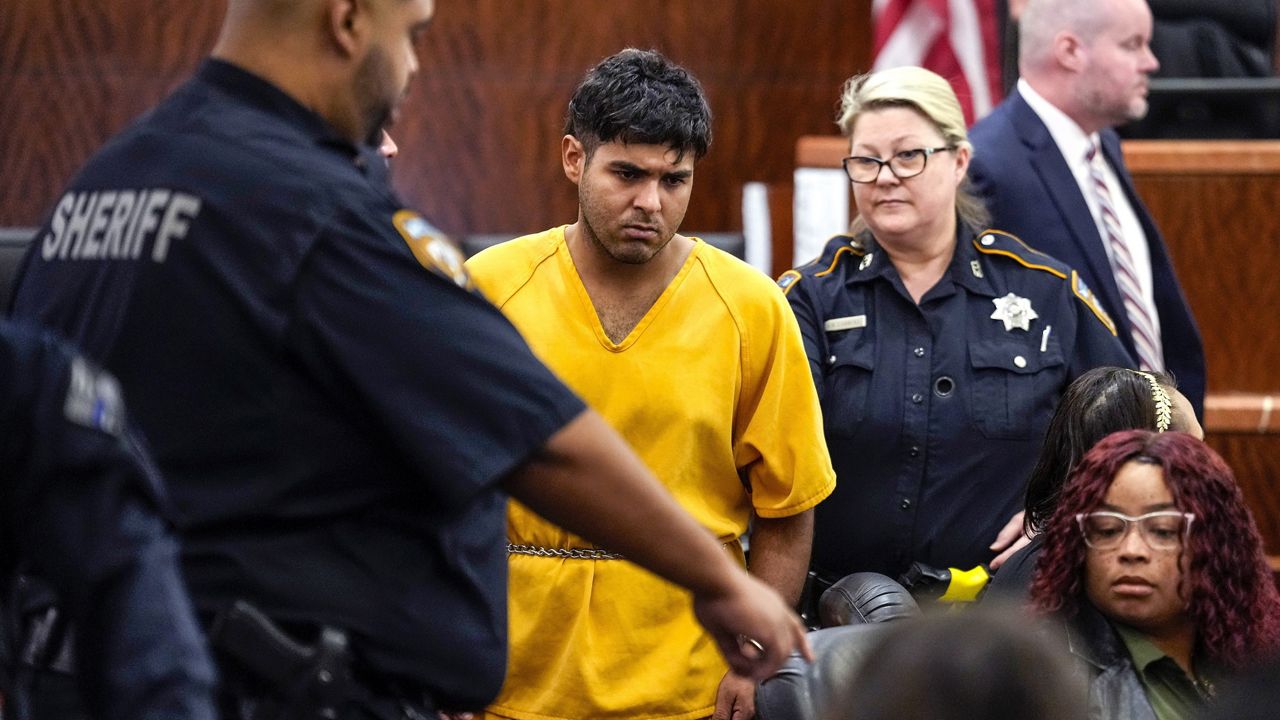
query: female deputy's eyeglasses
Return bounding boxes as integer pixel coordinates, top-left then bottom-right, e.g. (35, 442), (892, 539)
(842, 146), (956, 184)
(1075, 510), (1196, 552)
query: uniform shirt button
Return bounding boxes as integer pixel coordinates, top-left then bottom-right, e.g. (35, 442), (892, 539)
(913, 347), (925, 358)
(981, 234), (995, 246)
(909, 446), (920, 457)
(828, 354), (837, 365)
(900, 499), (913, 510)
(1013, 355), (1027, 368)
(911, 392), (924, 404)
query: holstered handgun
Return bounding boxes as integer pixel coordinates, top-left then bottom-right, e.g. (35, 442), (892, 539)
(3, 576), (82, 720)
(208, 600), (356, 720)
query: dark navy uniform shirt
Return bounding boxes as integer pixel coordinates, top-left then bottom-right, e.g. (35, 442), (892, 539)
(780, 228), (1131, 579)
(0, 320), (216, 720)
(10, 59), (585, 708)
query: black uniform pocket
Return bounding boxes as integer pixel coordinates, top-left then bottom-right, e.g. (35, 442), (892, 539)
(968, 339), (1065, 440)
(821, 334), (876, 432)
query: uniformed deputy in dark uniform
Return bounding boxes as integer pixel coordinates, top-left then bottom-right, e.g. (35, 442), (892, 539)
(8, 1), (808, 716)
(0, 320), (216, 720)
(779, 66), (1132, 590)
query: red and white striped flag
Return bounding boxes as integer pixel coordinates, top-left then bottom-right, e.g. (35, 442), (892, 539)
(872, 0), (1004, 125)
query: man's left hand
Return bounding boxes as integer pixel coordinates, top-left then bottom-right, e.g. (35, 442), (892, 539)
(712, 670), (757, 720)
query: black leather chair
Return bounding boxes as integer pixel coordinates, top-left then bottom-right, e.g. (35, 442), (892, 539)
(756, 574), (921, 720)
(0, 228), (36, 310)
(818, 572), (922, 628)
(755, 623), (896, 720)
(696, 233), (746, 260)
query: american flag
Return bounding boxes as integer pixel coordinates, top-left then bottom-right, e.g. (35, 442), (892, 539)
(871, 0), (1005, 124)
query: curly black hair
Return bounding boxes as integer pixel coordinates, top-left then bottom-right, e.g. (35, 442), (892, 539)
(564, 48), (712, 162)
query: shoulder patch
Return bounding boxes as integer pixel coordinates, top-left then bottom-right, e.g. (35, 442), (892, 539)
(392, 210), (471, 289)
(64, 356), (125, 436)
(1071, 271), (1118, 336)
(972, 229), (1067, 280)
(776, 269), (802, 295)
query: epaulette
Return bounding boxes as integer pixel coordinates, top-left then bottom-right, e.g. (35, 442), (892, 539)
(776, 234), (866, 296)
(974, 229), (1117, 336)
(971, 229), (1069, 280)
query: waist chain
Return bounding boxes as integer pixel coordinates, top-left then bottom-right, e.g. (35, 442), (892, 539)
(506, 543), (625, 560)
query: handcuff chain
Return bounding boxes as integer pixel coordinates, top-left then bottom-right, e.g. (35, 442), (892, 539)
(506, 543), (625, 560)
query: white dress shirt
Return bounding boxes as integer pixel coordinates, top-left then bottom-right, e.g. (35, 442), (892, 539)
(1017, 79), (1163, 347)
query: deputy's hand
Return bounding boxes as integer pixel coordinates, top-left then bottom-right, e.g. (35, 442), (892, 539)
(712, 670), (757, 720)
(989, 510), (1031, 570)
(692, 570), (810, 681)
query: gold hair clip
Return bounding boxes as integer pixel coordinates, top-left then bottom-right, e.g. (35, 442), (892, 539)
(1135, 370), (1172, 432)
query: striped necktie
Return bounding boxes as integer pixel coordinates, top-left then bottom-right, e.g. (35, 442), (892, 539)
(1086, 142), (1163, 372)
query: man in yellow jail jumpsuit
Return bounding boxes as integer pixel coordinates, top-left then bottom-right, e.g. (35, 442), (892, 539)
(466, 49), (835, 720)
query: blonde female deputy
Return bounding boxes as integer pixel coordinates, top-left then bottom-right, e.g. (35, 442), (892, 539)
(779, 66), (1132, 586)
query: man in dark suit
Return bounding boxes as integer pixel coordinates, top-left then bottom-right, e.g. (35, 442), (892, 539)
(969, 0), (1205, 417)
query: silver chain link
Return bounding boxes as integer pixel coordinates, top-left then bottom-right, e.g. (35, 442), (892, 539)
(506, 543), (625, 560)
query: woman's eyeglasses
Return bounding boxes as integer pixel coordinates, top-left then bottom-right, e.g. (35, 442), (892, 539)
(1075, 510), (1195, 551)
(842, 146), (955, 183)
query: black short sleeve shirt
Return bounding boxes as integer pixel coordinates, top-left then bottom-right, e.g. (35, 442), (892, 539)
(782, 229), (1132, 580)
(10, 59), (585, 708)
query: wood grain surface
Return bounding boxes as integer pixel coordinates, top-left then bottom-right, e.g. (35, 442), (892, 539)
(1207, 433), (1280, 555)
(1130, 171), (1280, 396)
(0, 0), (874, 236)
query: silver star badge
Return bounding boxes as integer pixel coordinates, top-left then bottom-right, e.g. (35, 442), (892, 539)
(990, 293), (1039, 332)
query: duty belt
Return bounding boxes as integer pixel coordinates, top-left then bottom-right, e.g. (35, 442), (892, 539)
(208, 600), (435, 720)
(506, 543), (624, 560)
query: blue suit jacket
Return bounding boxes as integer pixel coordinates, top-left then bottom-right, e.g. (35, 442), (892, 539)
(968, 88), (1206, 417)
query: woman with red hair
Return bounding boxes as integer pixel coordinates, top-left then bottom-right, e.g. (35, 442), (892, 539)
(1031, 429), (1280, 720)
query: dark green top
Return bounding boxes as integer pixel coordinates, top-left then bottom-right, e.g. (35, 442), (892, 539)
(1114, 623), (1216, 720)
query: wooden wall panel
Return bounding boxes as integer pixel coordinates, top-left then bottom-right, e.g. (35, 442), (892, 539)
(1207, 433), (1280, 555)
(1126, 142), (1280, 395)
(1144, 175), (1280, 394)
(402, 0), (873, 234)
(1, 0), (874, 238)
(0, 0), (225, 222)
(1127, 145), (1280, 554)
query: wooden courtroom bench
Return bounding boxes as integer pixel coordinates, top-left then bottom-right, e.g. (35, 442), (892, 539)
(770, 136), (1280, 573)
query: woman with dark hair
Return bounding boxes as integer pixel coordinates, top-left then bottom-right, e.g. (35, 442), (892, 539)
(987, 367), (1201, 597)
(1023, 369), (1201, 536)
(1031, 430), (1280, 720)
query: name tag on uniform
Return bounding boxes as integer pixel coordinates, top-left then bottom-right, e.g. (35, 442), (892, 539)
(824, 315), (867, 332)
